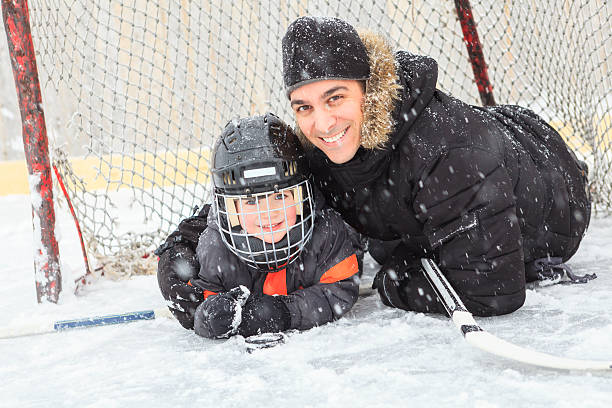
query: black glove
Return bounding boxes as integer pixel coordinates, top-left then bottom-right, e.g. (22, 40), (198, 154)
(367, 238), (401, 265)
(194, 286), (250, 339)
(155, 204), (211, 330)
(372, 250), (445, 314)
(372, 263), (412, 310)
(238, 294), (292, 338)
(157, 245), (203, 329)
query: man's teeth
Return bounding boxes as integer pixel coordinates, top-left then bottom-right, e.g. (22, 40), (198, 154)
(323, 127), (347, 143)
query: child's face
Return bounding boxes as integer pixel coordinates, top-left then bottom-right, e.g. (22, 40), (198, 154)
(237, 190), (297, 244)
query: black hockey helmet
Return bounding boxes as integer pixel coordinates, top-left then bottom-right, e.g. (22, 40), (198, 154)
(211, 113), (315, 271)
(212, 112), (308, 195)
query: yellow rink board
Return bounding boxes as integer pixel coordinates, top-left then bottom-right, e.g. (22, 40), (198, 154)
(1, 115), (610, 197)
(550, 114), (611, 157)
(0, 149), (211, 196)
(0, 160), (30, 196)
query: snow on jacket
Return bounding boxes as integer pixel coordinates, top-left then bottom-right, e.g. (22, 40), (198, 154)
(304, 32), (591, 316)
(192, 190), (363, 331)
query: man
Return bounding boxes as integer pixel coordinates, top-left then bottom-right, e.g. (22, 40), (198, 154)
(282, 16), (591, 316)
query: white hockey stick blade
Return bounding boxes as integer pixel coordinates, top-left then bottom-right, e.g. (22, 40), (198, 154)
(421, 258), (612, 371)
(0, 308), (173, 339)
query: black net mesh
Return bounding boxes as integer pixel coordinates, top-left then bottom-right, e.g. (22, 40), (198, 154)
(20, 0), (610, 268)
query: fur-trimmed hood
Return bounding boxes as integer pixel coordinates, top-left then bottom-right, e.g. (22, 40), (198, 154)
(294, 31), (402, 150)
(356, 31), (402, 149)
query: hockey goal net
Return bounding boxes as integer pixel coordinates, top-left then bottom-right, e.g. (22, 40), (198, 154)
(5, 0), (611, 277)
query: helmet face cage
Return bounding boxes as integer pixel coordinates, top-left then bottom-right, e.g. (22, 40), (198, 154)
(215, 179), (315, 271)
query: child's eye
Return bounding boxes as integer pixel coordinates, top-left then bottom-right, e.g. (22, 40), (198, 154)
(242, 198), (257, 206)
(274, 193), (285, 200)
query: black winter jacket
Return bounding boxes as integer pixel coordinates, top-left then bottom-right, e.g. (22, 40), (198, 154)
(306, 34), (590, 316)
(192, 195), (362, 331)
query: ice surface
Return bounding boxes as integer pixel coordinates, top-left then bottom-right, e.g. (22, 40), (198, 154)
(1, 193), (611, 407)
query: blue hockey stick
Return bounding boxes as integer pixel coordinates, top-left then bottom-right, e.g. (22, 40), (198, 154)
(0, 308), (173, 339)
(0, 284), (376, 340)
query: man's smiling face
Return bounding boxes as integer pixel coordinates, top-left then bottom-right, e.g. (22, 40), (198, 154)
(290, 79), (364, 164)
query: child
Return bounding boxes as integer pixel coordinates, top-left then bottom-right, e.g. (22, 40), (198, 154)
(156, 113), (363, 339)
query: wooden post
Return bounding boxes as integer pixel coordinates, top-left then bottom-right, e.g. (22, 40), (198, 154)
(2, 0), (61, 303)
(454, 0), (496, 106)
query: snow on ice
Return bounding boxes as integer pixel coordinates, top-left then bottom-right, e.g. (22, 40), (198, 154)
(1, 192), (611, 407)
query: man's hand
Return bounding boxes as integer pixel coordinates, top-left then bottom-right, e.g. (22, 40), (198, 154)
(194, 286), (250, 339)
(372, 249), (445, 314)
(372, 263), (412, 310)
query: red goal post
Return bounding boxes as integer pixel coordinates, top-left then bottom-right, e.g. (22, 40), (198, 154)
(2, 0), (610, 299)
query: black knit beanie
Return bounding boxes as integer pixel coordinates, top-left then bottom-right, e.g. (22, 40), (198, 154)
(282, 16), (370, 98)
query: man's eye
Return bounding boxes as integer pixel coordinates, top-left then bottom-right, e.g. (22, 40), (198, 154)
(328, 95), (343, 104)
(243, 198), (256, 206)
(296, 105), (310, 112)
(275, 193), (285, 200)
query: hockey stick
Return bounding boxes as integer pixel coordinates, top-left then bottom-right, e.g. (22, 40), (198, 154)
(0, 284), (376, 340)
(420, 258), (612, 371)
(0, 308), (174, 339)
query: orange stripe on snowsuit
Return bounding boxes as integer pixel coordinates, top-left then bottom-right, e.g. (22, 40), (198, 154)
(262, 254), (357, 296)
(319, 254), (358, 284)
(263, 268), (288, 295)
(188, 280), (217, 300)
(203, 290), (217, 300)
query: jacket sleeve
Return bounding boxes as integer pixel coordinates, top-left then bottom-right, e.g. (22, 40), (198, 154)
(282, 209), (363, 330)
(413, 147), (526, 316)
(155, 204), (211, 329)
(192, 227), (250, 299)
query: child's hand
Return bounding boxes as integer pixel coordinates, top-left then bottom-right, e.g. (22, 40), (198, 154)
(157, 245), (203, 329)
(194, 286), (250, 339)
(155, 204), (211, 330)
(238, 294), (291, 338)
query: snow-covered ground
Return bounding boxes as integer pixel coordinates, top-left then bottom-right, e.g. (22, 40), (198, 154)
(1, 192), (611, 408)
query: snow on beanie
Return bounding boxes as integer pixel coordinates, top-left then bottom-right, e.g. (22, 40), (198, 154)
(282, 16), (370, 98)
